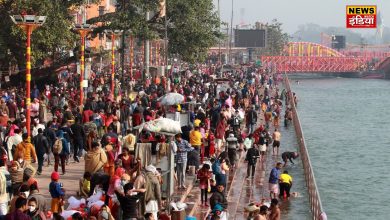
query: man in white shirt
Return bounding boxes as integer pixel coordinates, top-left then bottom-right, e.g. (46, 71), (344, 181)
(6, 129), (22, 161)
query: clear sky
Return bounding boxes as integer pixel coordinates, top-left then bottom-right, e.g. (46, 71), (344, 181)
(213, 0), (388, 34)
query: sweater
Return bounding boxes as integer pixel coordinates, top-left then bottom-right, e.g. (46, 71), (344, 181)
(14, 141), (37, 163)
(209, 191), (228, 210)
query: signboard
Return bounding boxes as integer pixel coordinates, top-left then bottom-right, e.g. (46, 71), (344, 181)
(346, 5), (376, 28)
(331, 35), (346, 49)
(234, 29), (266, 48)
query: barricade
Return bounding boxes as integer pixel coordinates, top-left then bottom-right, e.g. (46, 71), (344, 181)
(284, 75), (327, 220)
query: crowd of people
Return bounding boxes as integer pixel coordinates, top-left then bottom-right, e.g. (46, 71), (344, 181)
(0, 62), (301, 220)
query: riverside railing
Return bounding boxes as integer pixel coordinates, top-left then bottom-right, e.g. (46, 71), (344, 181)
(284, 75), (327, 220)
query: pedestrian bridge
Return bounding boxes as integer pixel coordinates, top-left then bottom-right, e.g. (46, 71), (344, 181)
(261, 42), (390, 73)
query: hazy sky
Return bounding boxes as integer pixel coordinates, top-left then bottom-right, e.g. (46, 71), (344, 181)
(213, 0), (388, 34)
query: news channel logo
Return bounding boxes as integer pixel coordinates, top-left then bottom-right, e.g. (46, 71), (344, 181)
(346, 5), (376, 28)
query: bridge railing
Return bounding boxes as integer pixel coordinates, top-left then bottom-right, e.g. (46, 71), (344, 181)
(284, 75), (327, 220)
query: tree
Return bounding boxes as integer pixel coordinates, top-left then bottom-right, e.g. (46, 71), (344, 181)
(166, 0), (221, 63)
(256, 19), (289, 56)
(88, 0), (221, 63)
(0, 0), (100, 71)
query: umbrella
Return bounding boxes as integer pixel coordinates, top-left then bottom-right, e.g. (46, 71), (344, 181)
(158, 93), (184, 106)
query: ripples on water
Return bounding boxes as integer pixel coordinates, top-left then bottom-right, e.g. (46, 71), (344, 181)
(291, 78), (390, 220)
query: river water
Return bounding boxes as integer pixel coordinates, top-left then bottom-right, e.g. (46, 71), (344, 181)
(290, 77), (390, 220)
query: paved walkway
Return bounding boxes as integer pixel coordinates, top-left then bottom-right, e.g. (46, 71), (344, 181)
(188, 87), (310, 219)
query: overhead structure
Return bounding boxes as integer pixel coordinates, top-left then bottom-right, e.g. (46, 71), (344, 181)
(261, 41), (387, 73)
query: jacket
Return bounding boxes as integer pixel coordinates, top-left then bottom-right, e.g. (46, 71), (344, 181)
(247, 110), (257, 125)
(115, 191), (139, 219)
(56, 130), (70, 156)
(33, 134), (49, 156)
(14, 141), (37, 163)
(70, 123), (85, 141)
(209, 191), (228, 210)
(44, 128), (56, 149)
(28, 191), (47, 212)
(245, 147), (260, 165)
(5, 210), (31, 220)
(49, 181), (64, 198)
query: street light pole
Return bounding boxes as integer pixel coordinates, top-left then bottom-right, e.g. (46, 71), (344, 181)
(10, 15), (46, 138)
(229, 0), (234, 65)
(111, 32), (115, 99)
(129, 34), (134, 80)
(105, 30), (122, 100)
(145, 11), (150, 79)
(73, 24), (94, 107)
(218, 0), (222, 66)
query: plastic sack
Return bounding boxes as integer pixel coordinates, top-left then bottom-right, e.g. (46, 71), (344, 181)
(144, 120), (161, 133)
(219, 211), (228, 220)
(88, 200), (104, 209)
(67, 196), (86, 210)
(61, 210), (80, 219)
(87, 190), (103, 205)
(155, 118), (182, 134)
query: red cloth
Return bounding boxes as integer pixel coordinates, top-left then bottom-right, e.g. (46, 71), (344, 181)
(82, 109), (94, 123)
(132, 113), (142, 127)
(215, 121), (226, 139)
(208, 133), (215, 156)
(197, 169), (211, 189)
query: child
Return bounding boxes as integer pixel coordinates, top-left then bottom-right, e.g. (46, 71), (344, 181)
(49, 171), (65, 217)
(197, 164), (212, 207)
(80, 171), (91, 197)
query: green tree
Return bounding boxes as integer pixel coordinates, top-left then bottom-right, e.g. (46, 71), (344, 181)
(89, 0), (221, 63)
(0, 0), (100, 70)
(256, 19), (289, 56)
(166, 0), (221, 63)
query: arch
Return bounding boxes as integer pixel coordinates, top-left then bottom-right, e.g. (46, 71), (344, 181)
(286, 42), (345, 57)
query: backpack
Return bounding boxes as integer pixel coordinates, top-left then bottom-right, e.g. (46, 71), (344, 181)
(53, 138), (63, 154)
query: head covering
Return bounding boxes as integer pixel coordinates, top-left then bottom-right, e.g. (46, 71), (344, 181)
(146, 165), (158, 175)
(194, 119), (201, 127)
(51, 172), (60, 181)
(212, 204), (224, 213)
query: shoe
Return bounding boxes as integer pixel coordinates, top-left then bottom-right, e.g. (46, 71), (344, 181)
(61, 172), (66, 175)
(204, 203), (209, 207)
(37, 171), (41, 175)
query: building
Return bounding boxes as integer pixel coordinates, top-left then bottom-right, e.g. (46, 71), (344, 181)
(69, 0), (117, 50)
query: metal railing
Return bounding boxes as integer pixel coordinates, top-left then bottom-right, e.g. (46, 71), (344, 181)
(284, 75), (327, 220)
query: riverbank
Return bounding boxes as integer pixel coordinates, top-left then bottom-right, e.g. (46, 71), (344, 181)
(291, 78), (390, 220)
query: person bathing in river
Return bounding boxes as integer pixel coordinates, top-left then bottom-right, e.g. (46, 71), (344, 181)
(281, 151), (299, 167)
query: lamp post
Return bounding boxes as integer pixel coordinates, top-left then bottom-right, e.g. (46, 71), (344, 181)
(129, 34), (134, 80)
(105, 30), (123, 99)
(10, 14), (46, 138)
(73, 24), (94, 107)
